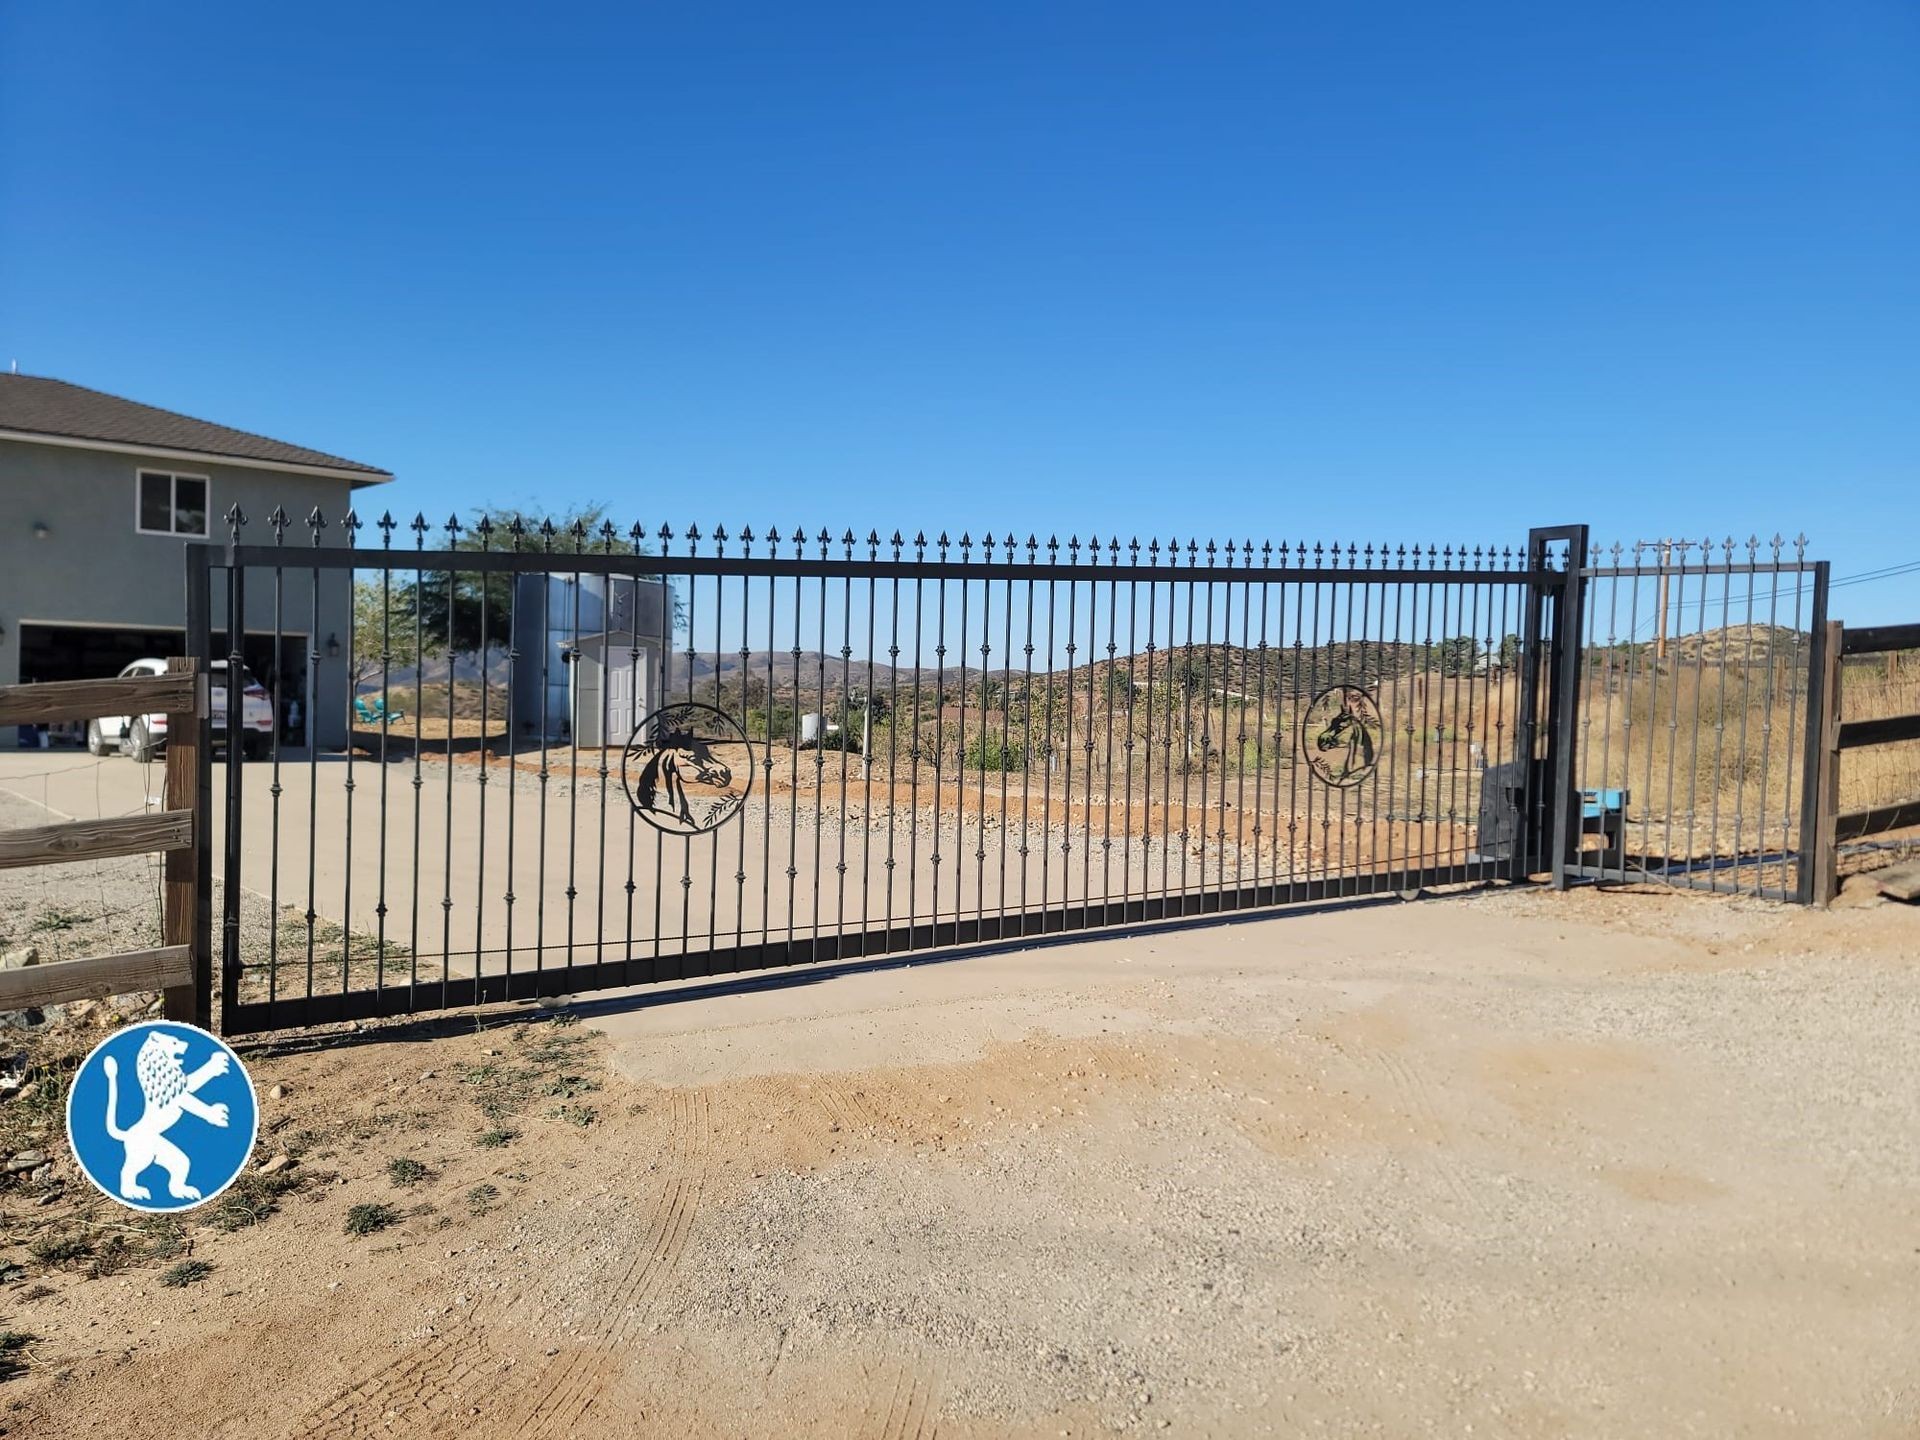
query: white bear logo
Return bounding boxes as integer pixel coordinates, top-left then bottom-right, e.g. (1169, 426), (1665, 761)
(101, 1029), (233, 1202)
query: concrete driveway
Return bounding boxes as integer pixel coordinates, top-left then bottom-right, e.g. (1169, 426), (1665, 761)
(0, 746), (1197, 1004)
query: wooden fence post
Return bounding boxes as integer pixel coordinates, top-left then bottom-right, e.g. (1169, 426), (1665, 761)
(161, 656), (208, 1025)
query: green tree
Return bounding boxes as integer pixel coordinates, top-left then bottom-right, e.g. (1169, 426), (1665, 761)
(1434, 635), (1481, 677)
(392, 504), (675, 657)
(349, 577), (424, 693)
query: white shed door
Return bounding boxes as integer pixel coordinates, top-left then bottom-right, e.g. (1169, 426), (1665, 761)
(607, 658), (638, 742)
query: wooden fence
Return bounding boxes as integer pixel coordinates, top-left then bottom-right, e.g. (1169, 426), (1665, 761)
(1812, 621), (1920, 905)
(0, 658), (209, 1024)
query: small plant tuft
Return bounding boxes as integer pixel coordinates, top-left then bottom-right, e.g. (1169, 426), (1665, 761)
(386, 1156), (432, 1187)
(140, 1218), (187, 1260)
(208, 1169), (303, 1232)
(85, 1234), (135, 1279)
(27, 1231), (92, 1268)
(466, 1183), (500, 1216)
(159, 1259), (213, 1288)
(475, 1128), (518, 1149)
(344, 1202), (401, 1237)
(0, 1330), (33, 1382)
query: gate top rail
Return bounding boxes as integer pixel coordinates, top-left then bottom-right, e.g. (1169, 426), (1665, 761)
(211, 508), (1551, 573)
(1577, 533), (1817, 577)
(227, 546), (1563, 585)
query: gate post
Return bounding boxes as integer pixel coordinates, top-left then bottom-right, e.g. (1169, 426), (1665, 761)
(1795, 566), (1835, 905)
(221, 550), (248, 1021)
(1524, 525), (1590, 889)
(184, 548), (217, 1028)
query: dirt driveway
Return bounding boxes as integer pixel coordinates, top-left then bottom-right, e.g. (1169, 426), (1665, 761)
(3, 883), (1918, 1437)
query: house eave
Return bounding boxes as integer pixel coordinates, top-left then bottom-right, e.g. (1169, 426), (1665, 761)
(0, 429), (394, 486)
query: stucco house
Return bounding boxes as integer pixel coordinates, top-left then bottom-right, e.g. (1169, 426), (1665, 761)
(0, 373), (392, 749)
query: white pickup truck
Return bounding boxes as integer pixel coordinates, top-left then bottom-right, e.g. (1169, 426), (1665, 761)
(85, 657), (275, 761)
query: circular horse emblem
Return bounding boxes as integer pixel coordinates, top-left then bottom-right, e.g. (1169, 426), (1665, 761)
(65, 1021), (259, 1213)
(1302, 685), (1383, 789)
(621, 702), (752, 835)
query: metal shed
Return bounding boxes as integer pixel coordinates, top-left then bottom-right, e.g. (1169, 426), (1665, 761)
(508, 575), (669, 744)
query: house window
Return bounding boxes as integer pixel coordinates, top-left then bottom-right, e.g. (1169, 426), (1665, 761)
(136, 470), (210, 537)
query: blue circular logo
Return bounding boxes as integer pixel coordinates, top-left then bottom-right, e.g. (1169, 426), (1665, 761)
(65, 1021), (259, 1212)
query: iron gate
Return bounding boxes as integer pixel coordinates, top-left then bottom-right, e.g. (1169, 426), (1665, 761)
(180, 516), (1822, 1035)
(1564, 535), (1830, 900)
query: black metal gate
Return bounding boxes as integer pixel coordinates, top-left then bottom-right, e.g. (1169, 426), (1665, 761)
(181, 515), (1821, 1035)
(1563, 535), (1830, 901)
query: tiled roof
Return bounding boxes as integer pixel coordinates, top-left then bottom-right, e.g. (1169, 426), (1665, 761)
(0, 373), (391, 480)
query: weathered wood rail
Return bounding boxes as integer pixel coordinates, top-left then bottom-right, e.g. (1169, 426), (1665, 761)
(0, 657), (209, 1022)
(1813, 620), (1920, 905)
(0, 812), (194, 870)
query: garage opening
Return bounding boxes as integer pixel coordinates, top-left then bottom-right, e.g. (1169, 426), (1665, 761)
(16, 624), (310, 739)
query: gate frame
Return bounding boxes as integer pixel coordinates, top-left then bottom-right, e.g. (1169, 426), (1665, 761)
(1519, 524), (1590, 890)
(187, 518), (1669, 1036)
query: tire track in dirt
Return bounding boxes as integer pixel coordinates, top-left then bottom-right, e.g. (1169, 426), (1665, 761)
(286, 1088), (712, 1439)
(858, 1357), (944, 1440)
(514, 1086), (713, 1438)
(289, 1321), (501, 1440)
(1361, 1043), (1491, 1224)
(808, 1074), (885, 1135)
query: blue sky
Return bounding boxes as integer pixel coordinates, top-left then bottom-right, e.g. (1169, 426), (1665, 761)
(3, 2), (1916, 619)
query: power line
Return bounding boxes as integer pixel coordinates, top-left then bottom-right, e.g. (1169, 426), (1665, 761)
(1831, 558), (1920, 591)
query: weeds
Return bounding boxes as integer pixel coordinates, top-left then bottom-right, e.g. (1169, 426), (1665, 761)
(0, 1056), (73, 1154)
(347, 1110), (427, 1143)
(0, 1330), (33, 1382)
(29, 906), (88, 933)
(27, 1231), (92, 1268)
(466, 1183), (500, 1216)
(547, 1104), (597, 1128)
(207, 1169), (304, 1232)
(159, 1259), (213, 1288)
(140, 1218), (187, 1260)
(282, 1126), (326, 1159)
(344, 1202), (401, 1237)
(386, 1156), (432, 1187)
(85, 1234), (135, 1279)
(455, 1017), (603, 1130)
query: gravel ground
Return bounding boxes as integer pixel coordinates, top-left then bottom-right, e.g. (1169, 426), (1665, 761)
(2, 771), (1917, 1437)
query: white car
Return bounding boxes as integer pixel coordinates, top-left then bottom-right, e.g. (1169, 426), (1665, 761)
(86, 657), (275, 761)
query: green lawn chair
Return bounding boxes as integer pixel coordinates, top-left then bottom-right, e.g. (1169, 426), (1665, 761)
(353, 695), (407, 726)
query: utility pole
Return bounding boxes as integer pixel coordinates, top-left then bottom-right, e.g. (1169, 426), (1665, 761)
(1641, 538), (1679, 664)
(850, 687), (873, 780)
